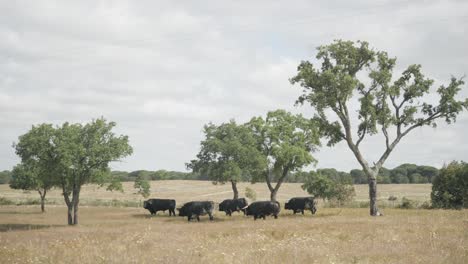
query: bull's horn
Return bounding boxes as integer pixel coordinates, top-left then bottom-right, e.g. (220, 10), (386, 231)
(241, 205), (248, 209)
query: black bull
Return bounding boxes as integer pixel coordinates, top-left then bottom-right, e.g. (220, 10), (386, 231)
(178, 201), (214, 221)
(143, 199), (176, 216)
(285, 197), (317, 215)
(245, 201), (280, 220)
(219, 198), (248, 216)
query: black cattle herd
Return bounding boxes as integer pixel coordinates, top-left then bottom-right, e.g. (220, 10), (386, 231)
(143, 197), (317, 221)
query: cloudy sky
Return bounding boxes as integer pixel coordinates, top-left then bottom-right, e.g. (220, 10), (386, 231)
(1, 0), (467, 173)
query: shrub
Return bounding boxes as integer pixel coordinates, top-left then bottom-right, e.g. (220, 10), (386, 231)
(398, 197), (416, 209)
(245, 187), (257, 201)
(0, 197), (15, 205)
(431, 161), (468, 209)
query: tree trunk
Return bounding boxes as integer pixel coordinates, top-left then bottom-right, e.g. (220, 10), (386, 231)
(40, 195), (45, 213)
(270, 189), (278, 202)
(72, 187), (80, 225)
(67, 205), (73, 225)
(231, 180), (239, 199)
(38, 189), (46, 213)
(368, 174), (380, 216)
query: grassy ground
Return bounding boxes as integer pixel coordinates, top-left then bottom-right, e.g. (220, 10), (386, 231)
(0, 181), (432, 206)
(1, 181), (465, 264)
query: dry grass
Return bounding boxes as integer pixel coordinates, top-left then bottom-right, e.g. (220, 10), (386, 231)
(0, 181), (432, 206)
(1, 181), (465, 264)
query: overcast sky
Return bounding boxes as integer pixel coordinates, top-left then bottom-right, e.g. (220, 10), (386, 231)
(1, 0), (467, 173)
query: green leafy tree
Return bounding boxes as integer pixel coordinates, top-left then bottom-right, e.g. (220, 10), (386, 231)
(291, 40), (468, 216)
(54, 118), (133, 225)
(431, 161), (468, 209)
(301, 171), (356, 206)
(188, 120), (264, 199)
(12, 124), (60, 212)
(13, 118), (132, 225)
(134, 174), (151, 198)
(247, 110), (320, 201)
(0, 170), (12, 184)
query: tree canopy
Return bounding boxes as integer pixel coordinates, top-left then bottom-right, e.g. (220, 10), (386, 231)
(187, 120), (264, 199)
(247, 109), (320, 201)
(12, 118), (132, 224)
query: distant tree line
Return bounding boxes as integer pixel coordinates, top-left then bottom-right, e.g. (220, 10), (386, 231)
(0, 163), (440, 185)
(111, 170), (203, 182)
(287, 163), (439, 184)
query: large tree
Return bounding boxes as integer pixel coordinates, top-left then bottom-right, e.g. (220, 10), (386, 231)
(247, 110), (320, 201)
(13, 118), (132, 225)
(291, 40), (468, 215)
(12, 124), (60, 212)
(54, 118), (133, 225)
(188, 120), (264, 199)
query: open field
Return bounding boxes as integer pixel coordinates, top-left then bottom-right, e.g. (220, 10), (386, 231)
(0, 181), (432, 206)
(1, 181), (466, 264)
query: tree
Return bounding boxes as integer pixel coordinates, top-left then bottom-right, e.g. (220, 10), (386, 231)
(291, 40), (468, 215)
(13, 118), (132, 225)
(247, 110), (320, 201)
(0, 170), (12, 184)
(431, 161), (468, 209)
(301, 171), (356, 206)
(54, 118), (132, 225)
(134, 174), (151, 198)
(188, 120), (264, 199)
(12, 124), (60, 213)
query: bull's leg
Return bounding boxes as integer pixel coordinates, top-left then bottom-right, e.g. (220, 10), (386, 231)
(187, 214), (192, 221)
(196, 215), (200, 222)
(262, 215), (266, 220)
(228, 210), (232, 216)
(274, 214), (278, 219)
(301, 210), (304, 215)
(254, 215), (257, 220)
(209, 213), (214, 221)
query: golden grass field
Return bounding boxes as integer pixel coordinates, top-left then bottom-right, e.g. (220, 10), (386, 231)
(1, 181), (467, 264)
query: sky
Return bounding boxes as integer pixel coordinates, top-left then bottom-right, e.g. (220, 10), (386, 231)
(1, 0), (467, 173)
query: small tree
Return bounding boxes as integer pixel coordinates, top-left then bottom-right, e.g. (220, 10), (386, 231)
(292, 40), (468, 215)
(388, 195), (398, 207)
(245, 187), (257, 201)
(134, 175), (151, 198)
(14, 118), (133, 225)
(247, 110), (320, 201)
(12, 124), (59, 213)
(188, 120), (264, 199)
(302, 171), (355, 206)
(431, 161), (468, 209)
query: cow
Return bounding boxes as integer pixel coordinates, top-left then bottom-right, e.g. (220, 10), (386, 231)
(178, 201), (214, 221)
(245, 201), (280, 220)
(219, 198), (248, 216)
(284, 197), (317, 215)
(143, 199), (176, 216)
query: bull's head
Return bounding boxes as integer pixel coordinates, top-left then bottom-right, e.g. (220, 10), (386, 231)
(177, 207), (187, 216)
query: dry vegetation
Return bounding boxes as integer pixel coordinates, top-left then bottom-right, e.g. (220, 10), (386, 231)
(1, 181), (466, 264)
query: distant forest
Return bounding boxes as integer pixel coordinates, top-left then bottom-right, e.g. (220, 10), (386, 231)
(0, 163), (439, 185)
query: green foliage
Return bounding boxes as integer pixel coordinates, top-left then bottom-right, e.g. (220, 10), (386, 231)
(431, 161), (468, 209)
(292, 39), (467, 149)
(301, 171), (355, 205)
(0, 170), (12, 184)
(187, 120), (264, 185)
(134, 175), (151, 198)
(245, 187), (257, 201)
(0, 197), (15, 205)
(13, 117), (132, 224)
(398, 197), (416, 209)
(247, 110), (320, 182)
